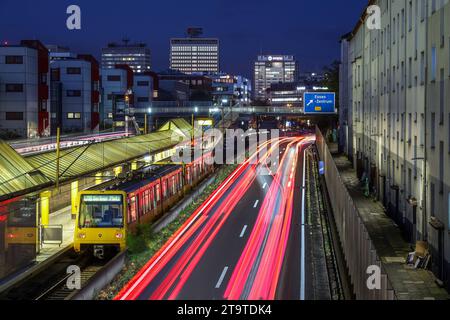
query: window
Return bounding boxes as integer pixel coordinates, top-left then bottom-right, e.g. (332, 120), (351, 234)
(67, 112), (81, 119)
(5, 83), (23, 92)
(420, 51), (425, 84)
(431, 113), (436, 148)
(67, 67), (81, 75)
(431, 46), (437, 81)
(78, 194), (124, 228)
(440, 141), (444, 193)
(137, 81), (149, 86)
(440, 69), (444, 124)
(430, 182), (435, 217)
(5, 112), (23, 120)
(408, 1), (413, 31)
(107, 75), (121, 82)
(5, 55), (23, 64)
(421, 0), (426, 21)
(448, 193), (450, 231)
(67, 90), (81, 97)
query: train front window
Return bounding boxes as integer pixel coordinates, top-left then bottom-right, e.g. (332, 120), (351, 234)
(79, 194), (124, 228)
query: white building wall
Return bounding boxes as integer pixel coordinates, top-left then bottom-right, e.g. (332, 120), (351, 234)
(51, 59), (92, 132)
(344, 0), (450, 287)
(0, 47), (39, 138)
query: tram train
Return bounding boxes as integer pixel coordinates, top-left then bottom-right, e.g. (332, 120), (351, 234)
(73, 152), (214, 258)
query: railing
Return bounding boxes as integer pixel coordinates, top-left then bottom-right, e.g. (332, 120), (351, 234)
(315, 127), (395, 300)
(40, 225), (63, 247)
(132, 105), (335, 115)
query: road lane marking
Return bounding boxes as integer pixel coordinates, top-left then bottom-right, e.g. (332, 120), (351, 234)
(240, 225), (248, 238)
(300, 149), (306, 300)
(262, 183), (267, 190)
(215, 267), (229, 289)
(253, 200), (260, 208)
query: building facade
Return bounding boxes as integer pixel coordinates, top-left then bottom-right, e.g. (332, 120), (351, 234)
(211, 74), (251, 105)
(340, 0), (450, 289)
(267, 82), (305, 108)
(101, 65), (133, 127)
(254, 55), (298, 101)
(0, 40), (49, 138)
(170, 37), (219, 74)
(49, 51), (100, 134)
(102, 42), (151, 74)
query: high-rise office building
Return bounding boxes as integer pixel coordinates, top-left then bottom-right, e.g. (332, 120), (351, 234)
(253, 55), (299, 101)
(170, 28), (219, 74)
(101, 41), (151, 74)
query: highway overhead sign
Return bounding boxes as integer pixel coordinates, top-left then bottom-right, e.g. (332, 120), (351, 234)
(304, 92), (336, 114)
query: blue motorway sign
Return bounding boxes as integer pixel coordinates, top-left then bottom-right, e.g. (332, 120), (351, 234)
(319, 161), (325, 175)
(304, 92), (336, 114)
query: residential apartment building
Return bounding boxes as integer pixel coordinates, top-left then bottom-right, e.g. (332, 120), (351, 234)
(49, 50), (100, 134)
(0, 40), (49, 138)
(340, 0), (450, 289)
(254, 55), (298, 101)
(101, 65), (134, 127)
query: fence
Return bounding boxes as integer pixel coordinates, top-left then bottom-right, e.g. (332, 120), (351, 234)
(315, 127), (395, 300)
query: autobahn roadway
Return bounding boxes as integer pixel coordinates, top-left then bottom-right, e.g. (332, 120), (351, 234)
(115, 134), (316, 300)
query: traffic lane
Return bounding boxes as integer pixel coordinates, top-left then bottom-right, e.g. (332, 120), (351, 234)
(224, 139), (301, 300)
(133, 140), (286, 300)
(275, 141), (314, 300)
(275, 143), (306, 300)
(172, 140), (292, 300)
(175, 173), (275, 300)
(135, 161), (261, 300)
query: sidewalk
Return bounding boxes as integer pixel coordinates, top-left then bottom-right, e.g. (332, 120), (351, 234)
(329, 143), (449, 300)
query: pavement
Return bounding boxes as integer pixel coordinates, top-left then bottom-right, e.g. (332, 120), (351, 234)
(115, 135), (317, 300)
(329, 143), (449, 300)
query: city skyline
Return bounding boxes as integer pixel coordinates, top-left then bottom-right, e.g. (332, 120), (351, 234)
(0, 0), (367, 78)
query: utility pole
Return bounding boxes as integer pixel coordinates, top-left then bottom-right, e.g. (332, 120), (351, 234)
(56, 127), (61, 189)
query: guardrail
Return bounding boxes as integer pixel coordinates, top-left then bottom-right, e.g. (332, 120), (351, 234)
(315, 127), (395, 300)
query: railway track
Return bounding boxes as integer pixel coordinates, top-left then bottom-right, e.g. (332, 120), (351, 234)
(0, 249), (113, 301)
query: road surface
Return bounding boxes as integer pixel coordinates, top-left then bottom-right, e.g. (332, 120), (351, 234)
(115, 135), (315, 300)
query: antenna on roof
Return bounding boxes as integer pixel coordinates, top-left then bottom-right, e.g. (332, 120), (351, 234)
(187, 27), (203, 38)
(122, 37), (130, 46)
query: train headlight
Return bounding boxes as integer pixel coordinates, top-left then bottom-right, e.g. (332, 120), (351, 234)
(115, 233), (123, 239)
(78, 233), (86, 239)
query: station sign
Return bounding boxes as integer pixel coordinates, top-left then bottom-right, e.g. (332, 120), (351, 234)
(303, 92), (336, 114)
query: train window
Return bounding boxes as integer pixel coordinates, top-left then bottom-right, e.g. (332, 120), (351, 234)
(129, 197), (137, 223)
(79, 194), (124, 228)
(150, 186), (155, 210)
(144, 190), (149, 215)
(172, 176), (176, 194)
(156, 184), (160, 202)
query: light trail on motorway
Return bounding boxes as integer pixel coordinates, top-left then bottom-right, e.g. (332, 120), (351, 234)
(115, 134), (315, 301)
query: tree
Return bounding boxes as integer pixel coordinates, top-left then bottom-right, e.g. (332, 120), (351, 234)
(322, 60), (340, 109)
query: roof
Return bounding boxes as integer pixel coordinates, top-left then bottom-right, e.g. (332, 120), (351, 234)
(0, 118), (193, 201)
(343, 0), (374, 41)
(0, 141), (51, 198)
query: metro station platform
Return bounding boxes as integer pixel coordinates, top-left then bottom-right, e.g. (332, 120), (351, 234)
(0, 206), (75, 292)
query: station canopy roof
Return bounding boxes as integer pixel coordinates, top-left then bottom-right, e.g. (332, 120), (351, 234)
(0, 118), (192, 201)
